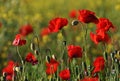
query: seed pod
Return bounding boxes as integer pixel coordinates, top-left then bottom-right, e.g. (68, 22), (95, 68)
(46, 56), (50, 63)
(30, 43), (35, 51)
(71, 20), (79, 26)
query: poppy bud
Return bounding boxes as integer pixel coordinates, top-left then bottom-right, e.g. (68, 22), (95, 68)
(46, 56), (50, 63)
(110, 53), (115, 61)
(30, 43), (36, 51)
(14, 66), (23, 72)
(103, 51), (108, 61)
(52, 54), (57, 60)
(2, 72), (7, 77)
(63, 41), (67, 46)
(71, 20), (79, 26)
(34, 50), (39, 55)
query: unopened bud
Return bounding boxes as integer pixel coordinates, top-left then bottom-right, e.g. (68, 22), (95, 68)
(52, 54), (57, 60)
(14, 66), (23, 72)
(30, 43), (35, 51)
(71, 20), (79, 26)
(34, 50), (39, 55)
(103, 51), (108, 61)
(46, 56), (50, 63)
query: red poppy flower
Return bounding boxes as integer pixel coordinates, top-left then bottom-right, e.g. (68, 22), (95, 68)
(93, 56), (105, 73)
(2, 61), (17, 81)
(69, 10), (77, 18)
(40, 27), (51, 37)
(90, 29), (110, 44)
(19, 24), (33, 36)
(78, 9), (98, 24)
(67, 45), (83, 59)
(12, 34), (26, 46)
(46, 58), (59, 75)
(96, 18), (115, 32)
(48, 17), (68, 33)
(80, 77), (98, 81)
(25, 52), (38, 65)
(59, 69), (70, 80)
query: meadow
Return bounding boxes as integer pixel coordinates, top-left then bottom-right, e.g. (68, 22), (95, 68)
(0, 0), (120, 81)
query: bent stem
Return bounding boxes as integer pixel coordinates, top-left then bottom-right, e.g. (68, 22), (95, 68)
(16, 46), (25, 80)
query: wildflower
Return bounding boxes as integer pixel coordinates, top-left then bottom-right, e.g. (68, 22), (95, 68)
(80, 77), (98, 81)
(48, 17), (68, 33)
(2, 61), (17, 81)
(93, 56), (105, 73)
(12, 34), (26, 46)
(46, 58), (59, 75)
(59, 69), (70, 80)
(40, 27), (51, 37)
(96, 18), (115, 32)
(78, 9), (98, 24)
(67, 45), (83, 59)
(19, 24), (33, 36)
(25, 52), (38, 65)
(69, 10), (77, 18)
(90, 29), (110, 44)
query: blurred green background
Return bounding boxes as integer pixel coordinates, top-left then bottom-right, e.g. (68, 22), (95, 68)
(0, 0), (120, 71)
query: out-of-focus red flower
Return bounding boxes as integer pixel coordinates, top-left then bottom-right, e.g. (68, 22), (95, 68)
(80, 77), (98, 81)
(78, 9), (98, 24)
(46, 58), (59, 75)
(2, 61), (17, 81)
(59, 69), (70, 80)
(12, 34), (26, 46)
(19, 24), (33, 36)
(90, 29), (110, 44)
(96, 18), (115, 32)
(25, 52), (38, 65)
(93, 56), (105, 73)
(48, 17), (68, 33)
(67, 45), (83, 59)
(69, 10), (77, 18)
(40, 27), (51, 37)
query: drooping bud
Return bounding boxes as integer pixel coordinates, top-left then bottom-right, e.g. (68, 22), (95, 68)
(71, 20), (79, 26)
(30, 43), (36, 51)
(34, 50), (39, 55)
(52, 54), (57, 60)
(46, 56), (50, 63)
